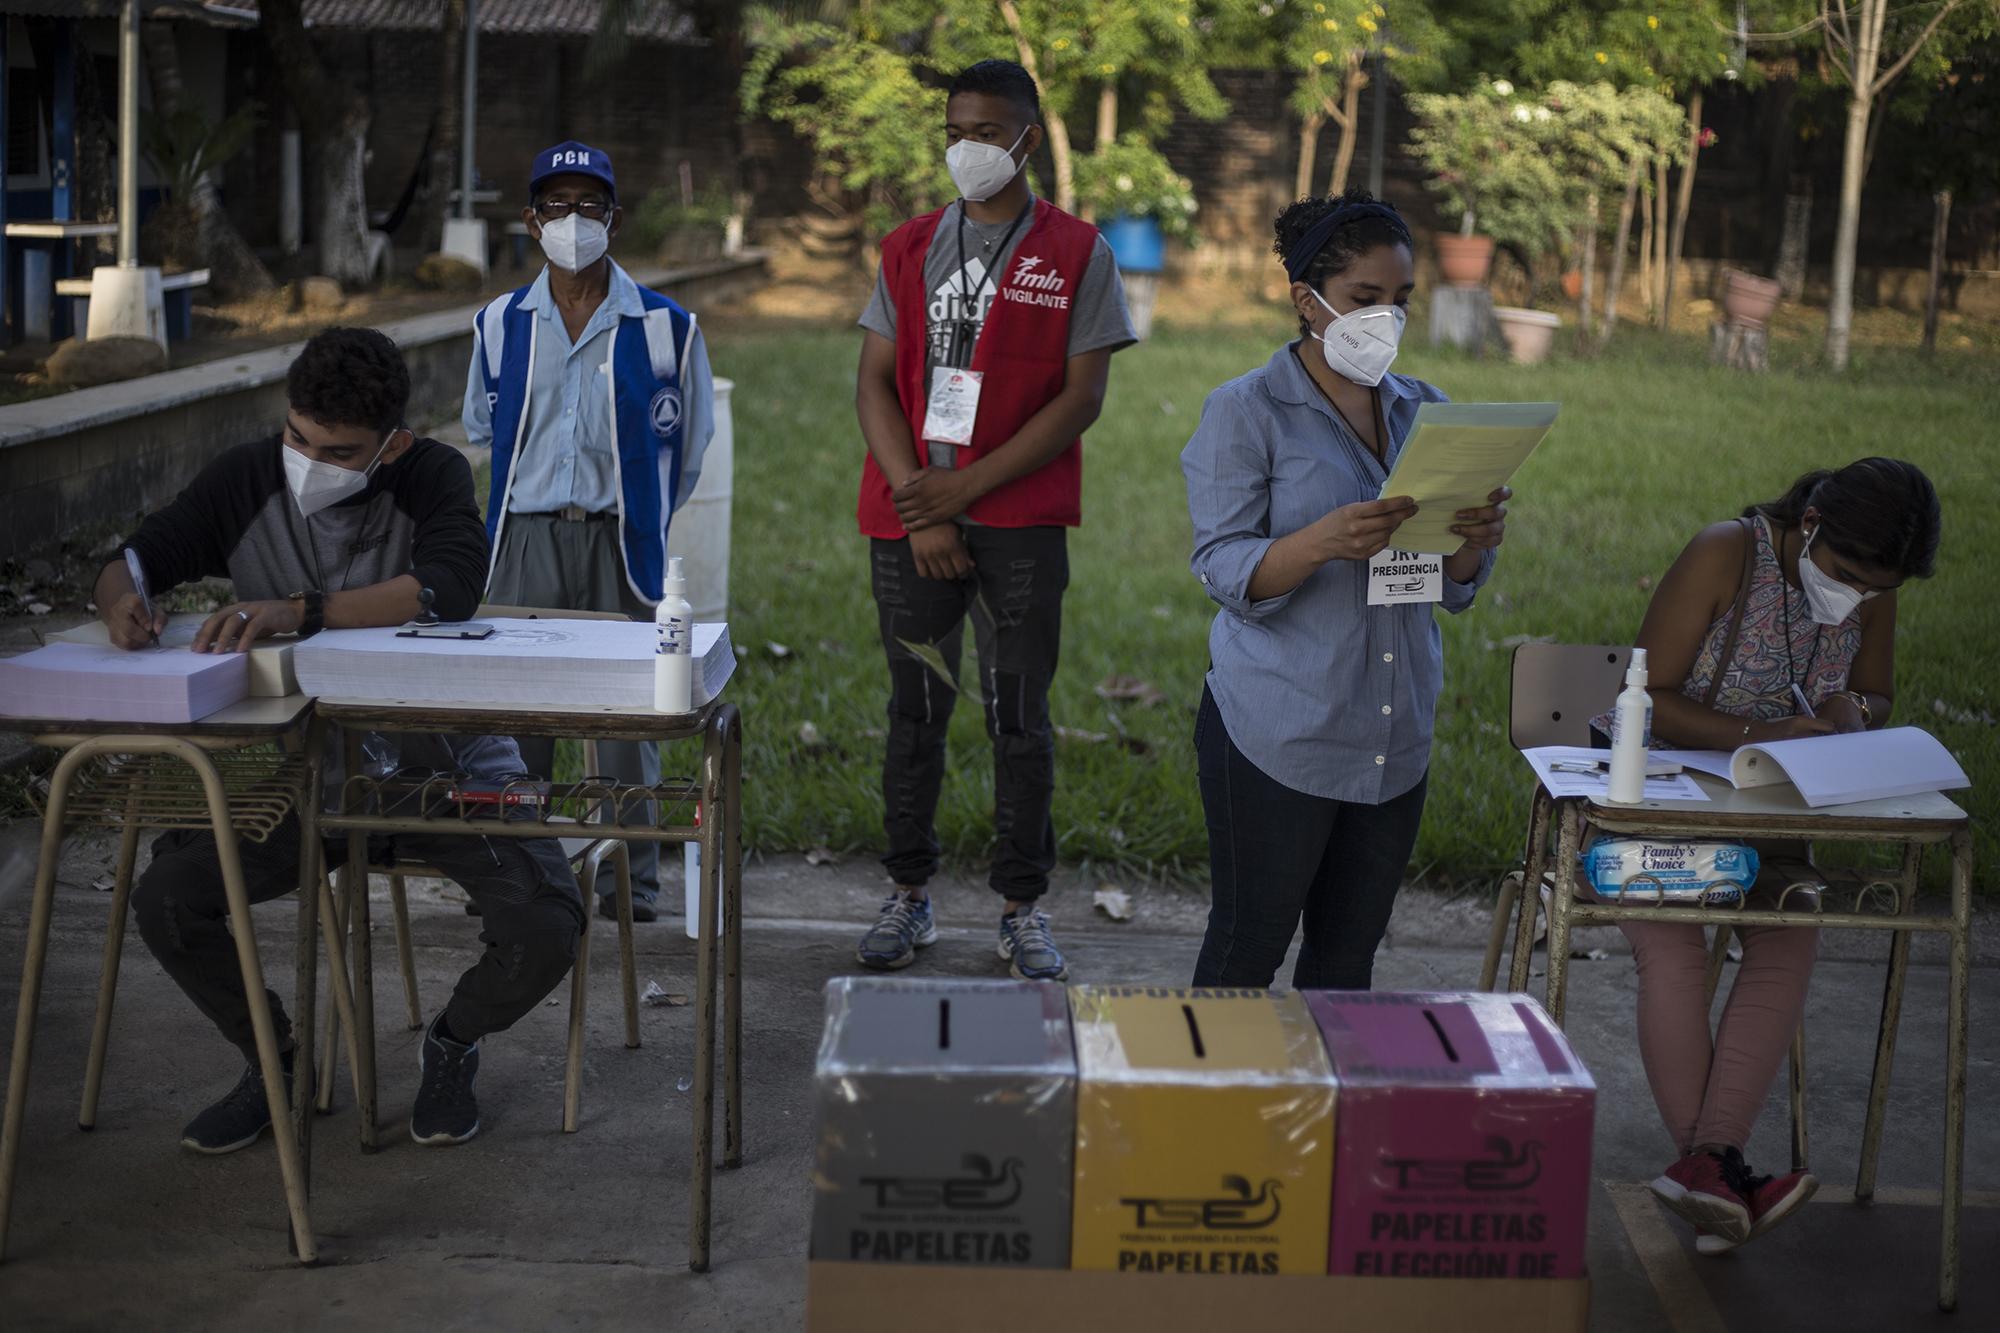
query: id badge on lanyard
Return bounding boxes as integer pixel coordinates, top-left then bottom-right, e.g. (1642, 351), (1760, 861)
(922, 365), (983, 445)
(1367, 548), (1444, 605)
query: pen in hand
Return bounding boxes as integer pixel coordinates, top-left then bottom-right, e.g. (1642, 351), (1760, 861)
(1790, 683), (1815, 719)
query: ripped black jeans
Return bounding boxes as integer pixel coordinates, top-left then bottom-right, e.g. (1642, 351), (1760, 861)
(134, 815), (583, 1062)
(870, 527), (1068, 903)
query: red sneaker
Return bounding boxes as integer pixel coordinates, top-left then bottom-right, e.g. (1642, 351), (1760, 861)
(1741, 1165), (1818, 1241)
(1650, 1151), (1752, 1241)
(1694, 1225), (1739, 1257)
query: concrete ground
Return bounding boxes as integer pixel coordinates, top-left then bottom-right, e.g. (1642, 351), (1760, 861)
(0, 826), (1993, 1332)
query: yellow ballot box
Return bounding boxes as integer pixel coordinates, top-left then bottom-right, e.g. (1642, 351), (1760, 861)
(1069, 987), (1337, 1276)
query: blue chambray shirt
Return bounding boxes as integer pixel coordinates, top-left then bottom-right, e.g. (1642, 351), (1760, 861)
(462, 264), (713, 514)
(1180, 342), (1495, 803)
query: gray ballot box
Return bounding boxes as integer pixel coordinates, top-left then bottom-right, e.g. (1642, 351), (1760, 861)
(810, 977), (1077, 1268)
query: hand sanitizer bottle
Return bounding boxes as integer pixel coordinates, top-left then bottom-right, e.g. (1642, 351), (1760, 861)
(1607, 647), (1653, 804)
(654, 556), (693, 714)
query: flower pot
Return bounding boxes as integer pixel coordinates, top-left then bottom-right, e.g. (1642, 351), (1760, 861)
(1099, 214), (1166, 275)
(1561, 269), (1584, 303)
(1494, 306), (1561, 365)
(1721, 269), (1782, 329)
(1436, 233), (1495, 287)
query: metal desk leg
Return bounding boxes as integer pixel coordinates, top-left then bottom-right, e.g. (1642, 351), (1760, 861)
(0, 743), (93, 1260)
(1857, 841), (1922, 1202)
(342, 731), (378, 1151)
(688, 715), (724, 1272)
(722, 706), (744, 1171)
(78, 794), (142, 1130)
(616, 843), (639, 1050)
(290, 719), (325, 1222)
(1939, 829), (1972, 1312)
(387, 873), (424, 1030)
(1542, 801), (1585, 1028)
(183, 740), (314, 1263)
(563, 852), (599, 1134)
(1509, 790), (1554, 991)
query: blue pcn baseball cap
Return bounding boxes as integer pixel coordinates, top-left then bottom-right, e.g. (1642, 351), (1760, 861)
(530, 141), (617, 201)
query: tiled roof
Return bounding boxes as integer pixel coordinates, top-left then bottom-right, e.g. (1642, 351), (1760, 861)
(223, 1), (701, 41)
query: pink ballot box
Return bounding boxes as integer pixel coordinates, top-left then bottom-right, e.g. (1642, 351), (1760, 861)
(1306, 992), (1595, 1281)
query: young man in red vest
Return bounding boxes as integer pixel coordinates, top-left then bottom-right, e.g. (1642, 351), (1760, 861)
(853, 59), (1135, 980)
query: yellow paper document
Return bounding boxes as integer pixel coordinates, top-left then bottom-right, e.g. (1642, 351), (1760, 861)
(1377, 402), (1560, 553)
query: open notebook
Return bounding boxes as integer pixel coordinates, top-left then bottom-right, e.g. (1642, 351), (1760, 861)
(293, 619), (735, 713)
(1657, 727), (1970, 809)
(0, 641), (250, 723)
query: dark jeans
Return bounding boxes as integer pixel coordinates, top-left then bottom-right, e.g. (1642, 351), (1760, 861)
(870, 526), (1068, 902)
(1192, 686), (1429, 989)
(133, 814), (584, 1062)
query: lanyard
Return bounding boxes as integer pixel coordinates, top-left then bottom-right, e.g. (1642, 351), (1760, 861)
(948, 201), (1031, 367)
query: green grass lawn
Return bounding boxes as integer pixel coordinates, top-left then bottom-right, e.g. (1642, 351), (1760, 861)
(492, 310), (1998, 895)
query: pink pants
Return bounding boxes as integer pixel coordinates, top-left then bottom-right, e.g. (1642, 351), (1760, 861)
(1618, 919), (1820, 1155)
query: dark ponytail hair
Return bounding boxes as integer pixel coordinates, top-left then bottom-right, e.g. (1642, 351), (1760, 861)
(1746, 457), (1941, 579)
(1274, 189), (1412, 336)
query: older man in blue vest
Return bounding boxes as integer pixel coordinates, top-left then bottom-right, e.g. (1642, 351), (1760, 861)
(465, 141), (715, 920)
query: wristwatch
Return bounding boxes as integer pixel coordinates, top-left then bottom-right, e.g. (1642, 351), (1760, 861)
(289, 589), (325, 639)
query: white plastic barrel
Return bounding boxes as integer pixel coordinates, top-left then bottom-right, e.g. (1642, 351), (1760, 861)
(669, 376), (733, 624)
(85, 264), (165, 350)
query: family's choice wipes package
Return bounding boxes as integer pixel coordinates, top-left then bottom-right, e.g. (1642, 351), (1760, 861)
(810, 977), (1076, 1268)
(1583, 838), (1759, 903)
(1308, 991), (1595, 1280)
(1069, 987), (1337, 1275)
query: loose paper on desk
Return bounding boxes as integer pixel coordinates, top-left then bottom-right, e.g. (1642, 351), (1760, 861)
(1377, 402), (1560, 553)
(1520, 745), (1710, 803)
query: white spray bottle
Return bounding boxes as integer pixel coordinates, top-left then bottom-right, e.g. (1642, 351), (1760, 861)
(1607, 647), (1652, 804)
(654, 556), (693, 714)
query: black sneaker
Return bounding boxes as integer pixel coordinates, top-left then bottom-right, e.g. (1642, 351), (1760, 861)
(598, 895), (660, 923)
(855, 892), (938, 970)
(411, 1013), (481, 1146)
(181, 1054), (292, 1155)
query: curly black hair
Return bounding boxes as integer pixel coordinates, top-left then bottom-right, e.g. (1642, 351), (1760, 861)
(1275, 189), (1413, 336)
(285, 326), (410, 434)
(948, 58), (1042, 124)
(1747, 457), (1941, 580)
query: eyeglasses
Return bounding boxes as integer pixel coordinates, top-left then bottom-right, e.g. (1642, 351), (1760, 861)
(534, 199), (612, 222)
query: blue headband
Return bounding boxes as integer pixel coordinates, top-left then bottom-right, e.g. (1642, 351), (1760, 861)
(1283, 202), (1409, 283)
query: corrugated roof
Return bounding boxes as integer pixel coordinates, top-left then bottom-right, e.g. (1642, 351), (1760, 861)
(225, 1), (701, 41)
(1, 1), (252, 22)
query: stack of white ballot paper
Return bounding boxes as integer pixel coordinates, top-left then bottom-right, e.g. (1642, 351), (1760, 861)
(50, 614), (298, 696)
(0, 642), (250, 723)
(294, 619), (735, 711)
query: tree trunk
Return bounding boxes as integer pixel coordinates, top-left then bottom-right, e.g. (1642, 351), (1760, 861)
(1600, 156), (1641, 344)
(1923, 187), (1951, 352)
(1638, 174), (1654, 321)
(1826, 0), (1887, 371)
(1652, 154), (1671, 329)
(998, 0), (1074, 212)
(1577, 191), (1598, 346)
(140, 21), (273, 299)
(1663, 89), (1702, 326)
(1294, 111), (1324, 202)
(259, 0), (375, 285)
(414, 0), (466, 255)
(1325, 56), (1365, 198)
(1775, 174), (1811, 300)
(1097, 80), (1117, 148)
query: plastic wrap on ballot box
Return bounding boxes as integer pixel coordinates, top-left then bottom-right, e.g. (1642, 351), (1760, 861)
(1069, 986), (1337, 1275)
(810, 977), (1076, 1268)
(1583, 838), (1759, 905)
(1309, 991), (1596, 1280)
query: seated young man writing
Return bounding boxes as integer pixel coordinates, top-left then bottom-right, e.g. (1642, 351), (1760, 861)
(94, 326), (585, 1150)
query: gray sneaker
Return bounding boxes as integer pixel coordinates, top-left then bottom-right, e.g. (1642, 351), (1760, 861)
(856, 893), (938, 970)
(998, 907), (1068, 981)
(182, 1056), (291, 1155)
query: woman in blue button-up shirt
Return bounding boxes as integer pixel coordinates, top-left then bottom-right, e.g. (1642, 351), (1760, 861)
(1180, 192), (1510, 989)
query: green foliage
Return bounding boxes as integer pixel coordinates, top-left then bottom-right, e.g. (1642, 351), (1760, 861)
(739, 14), (954, 237)
(1071, 132), (1199, 240)
(1266, 0), (1448, 116)
(140, 102), (262, 205)
(1410, 78), (1683, 257)
(623, 183), (736, 253)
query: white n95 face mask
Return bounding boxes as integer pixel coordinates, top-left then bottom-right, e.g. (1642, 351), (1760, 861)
(539, 213), (610, 272)
(284, 433), (391, 518)
(1798, 523), (1870, 625)
(1312, 291), (1406, 387)
(946, 128), (1029, 203)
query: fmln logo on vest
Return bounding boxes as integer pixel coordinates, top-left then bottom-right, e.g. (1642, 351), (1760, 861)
(1002, 254), (1071, 311)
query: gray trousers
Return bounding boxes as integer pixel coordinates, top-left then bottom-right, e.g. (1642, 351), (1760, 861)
(487, 511), (663, 904)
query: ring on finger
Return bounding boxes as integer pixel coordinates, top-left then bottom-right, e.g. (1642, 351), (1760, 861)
(236, 609), (250, 623)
